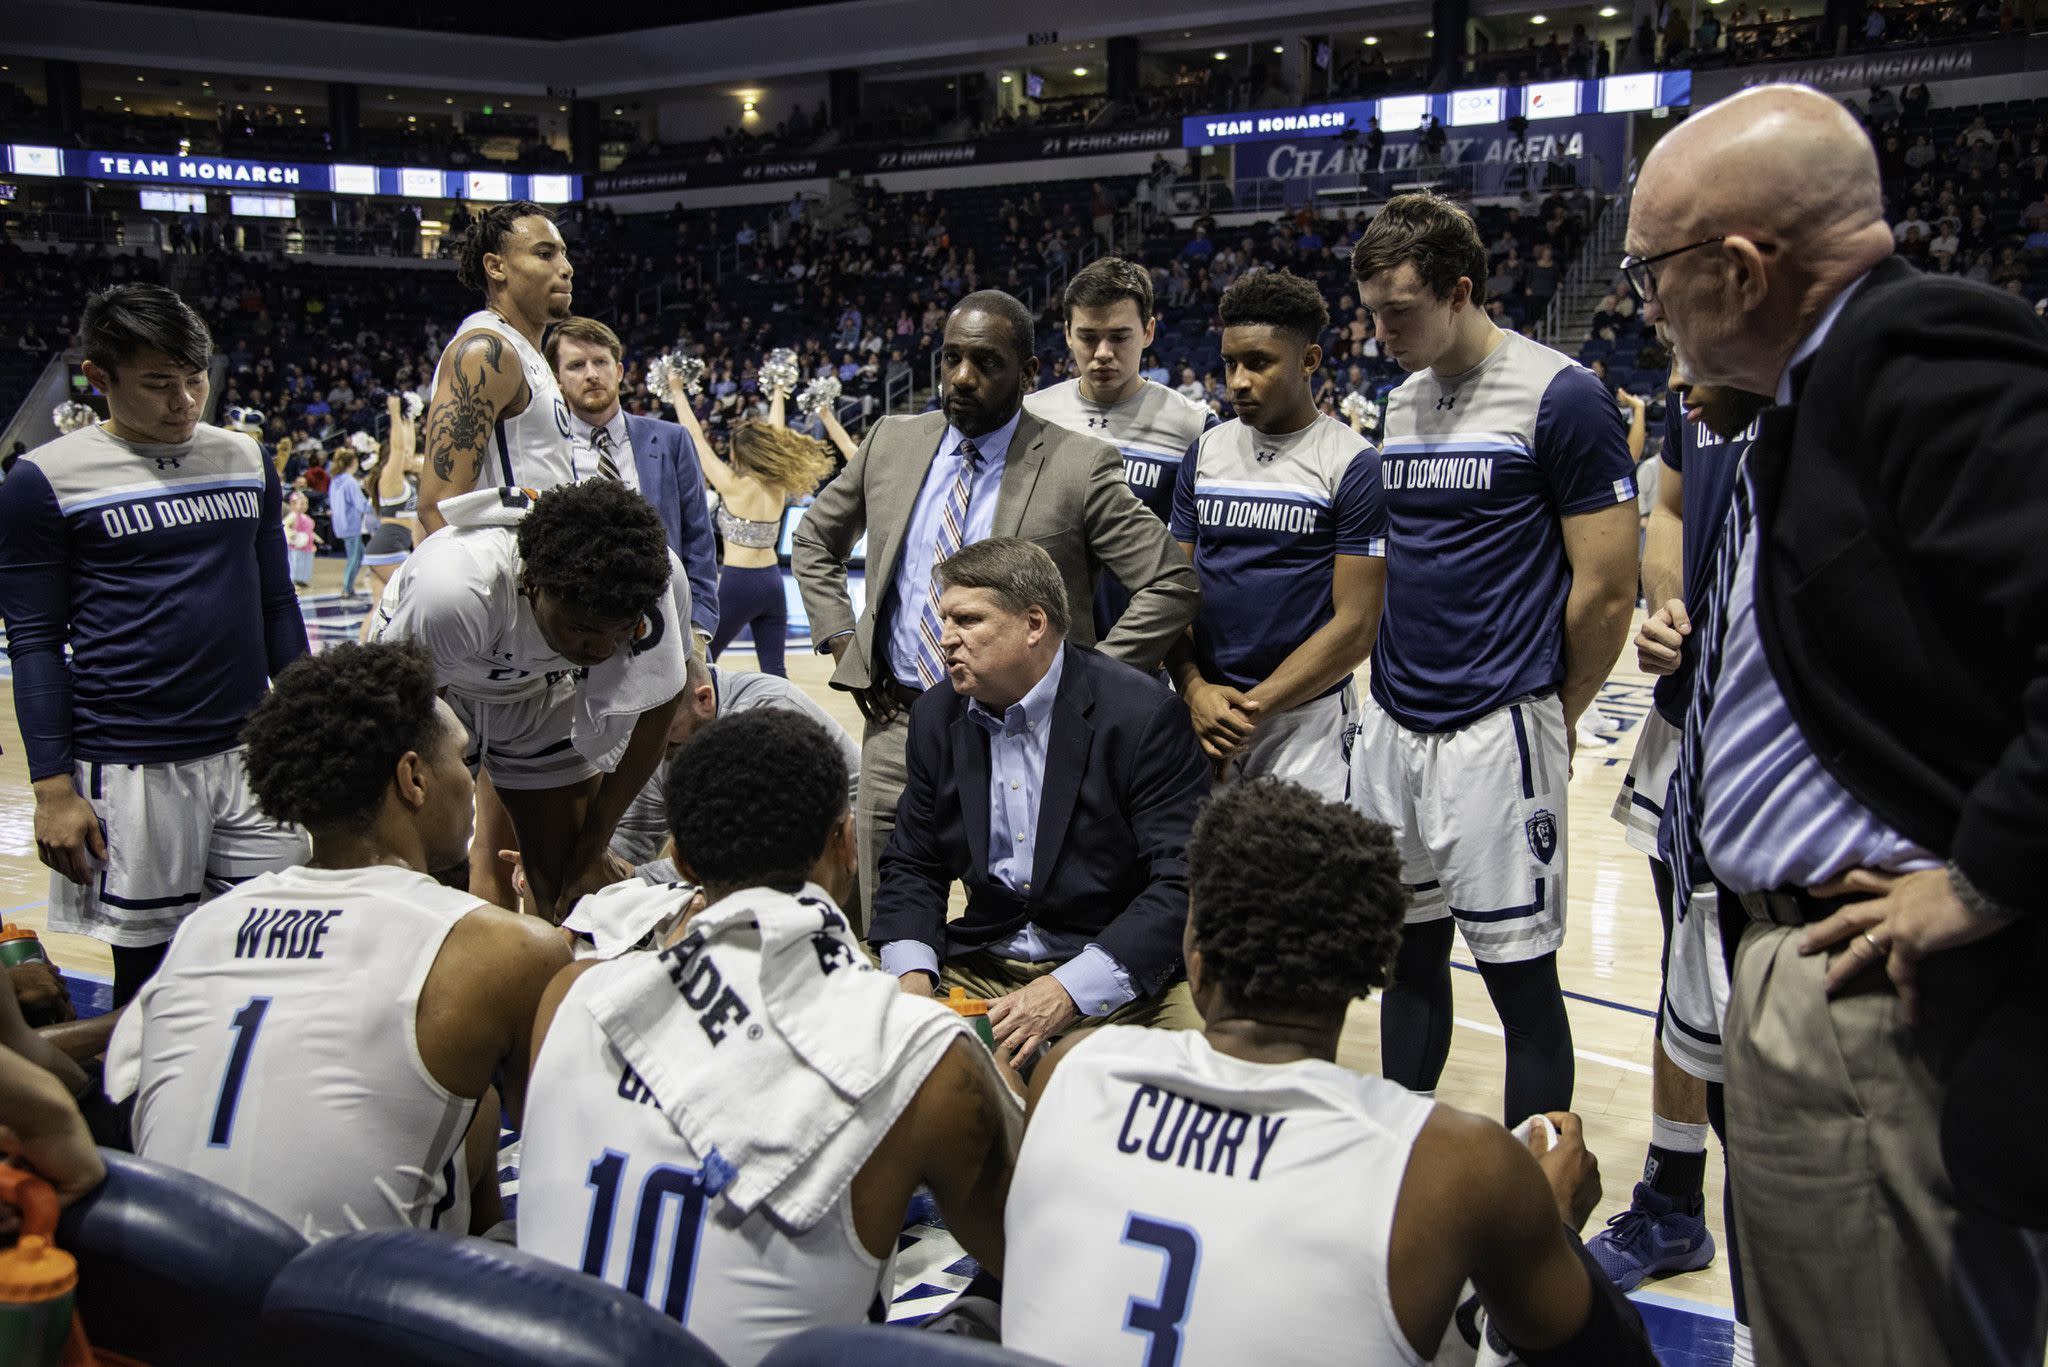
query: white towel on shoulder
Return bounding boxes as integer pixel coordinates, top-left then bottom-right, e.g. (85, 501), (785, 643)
(439, 486), (693, 773)
(581, 882), (969, 1231)
(563, 878), (698, 960)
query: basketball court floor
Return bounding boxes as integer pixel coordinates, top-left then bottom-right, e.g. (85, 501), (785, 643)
(0, 559), (1737, 1366)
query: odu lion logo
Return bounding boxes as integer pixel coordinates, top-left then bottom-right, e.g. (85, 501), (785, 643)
(1525, 809), (1557, 864)
(629, 605), (666, 657)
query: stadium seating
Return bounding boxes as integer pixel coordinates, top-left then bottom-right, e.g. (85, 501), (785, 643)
(56, 1148), (307, 1367)
(262, 1229), (727, 1366)
(758, 1325), (1060, 1366)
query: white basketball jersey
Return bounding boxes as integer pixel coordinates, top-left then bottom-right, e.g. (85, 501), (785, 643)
(374, 525), (567, 703)
(1003, 1027), (1435, 1367)
(104, 865), (484, 1240)
(435, 309), (575, 493)
(517, 966), (892, 1367)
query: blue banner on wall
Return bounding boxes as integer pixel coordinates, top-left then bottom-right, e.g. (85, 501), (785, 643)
(4, 144), (580, 203)
(1231, 113), (1631, 198)
(1184, 73), (1689, 148)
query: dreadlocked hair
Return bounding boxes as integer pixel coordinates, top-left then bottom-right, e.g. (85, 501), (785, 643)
(457, 199), (552, 293)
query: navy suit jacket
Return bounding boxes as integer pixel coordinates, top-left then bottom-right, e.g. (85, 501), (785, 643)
(869, 642), (1209, 999)
(623, 413), (720, 638)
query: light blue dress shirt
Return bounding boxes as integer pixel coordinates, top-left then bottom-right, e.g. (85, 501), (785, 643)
(878, 648), (1139, 1017)
(881, 411), (1019, 686)
(1697, 272), (1938, 891)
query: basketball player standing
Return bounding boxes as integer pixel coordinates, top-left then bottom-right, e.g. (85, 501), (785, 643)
(1024, 258), (1215, 634)
(416, 200), (577, 530)
(1349, 195), (1639, 1123)
(1167, 270), (1386, 800)
(414, 200), (579, 907)
(0, 285), (309, 1006)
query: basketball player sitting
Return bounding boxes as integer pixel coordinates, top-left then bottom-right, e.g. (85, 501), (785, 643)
(372, 479), (688, 921)
(104, 643), (570, 1239)
(517, 710), (1018, 1367)
(1002, 779), (1659, 1366)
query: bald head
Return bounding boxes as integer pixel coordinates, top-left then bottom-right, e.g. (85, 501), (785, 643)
(1638, 86), (1883, 252)
(1629, 85), (1894, 395)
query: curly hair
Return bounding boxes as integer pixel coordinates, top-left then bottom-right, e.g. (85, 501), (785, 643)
(729, 420), (836, 500)
(1217, 269), (1331, 347)
(457, 200), (552, 294)
(1348, 192), (1490, 304)
(664, 710), (850, 887)
(240, 643), (442, 831)
(516, 480), (672, 622)
(1188, 779), (1408, 1013)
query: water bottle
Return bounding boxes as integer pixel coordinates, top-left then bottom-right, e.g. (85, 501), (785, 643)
(945, 986), (997, 1051)
(0, 925), (52, 970)
(0, 1167), (82, 1367)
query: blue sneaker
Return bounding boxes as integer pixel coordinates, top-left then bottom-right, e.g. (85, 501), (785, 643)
(1585, 1181), (1716, 1291)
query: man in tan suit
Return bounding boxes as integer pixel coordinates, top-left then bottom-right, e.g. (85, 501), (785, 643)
(794, 290), (1200, 920)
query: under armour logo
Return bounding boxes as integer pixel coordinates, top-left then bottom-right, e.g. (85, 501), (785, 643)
(1085, 416), (1111, 429)
(1435, 395), (1457, 411)
(153, 454), (184, 470)
(1255, 448), (1278, 464)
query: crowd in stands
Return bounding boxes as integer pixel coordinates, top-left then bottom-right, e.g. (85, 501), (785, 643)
(9, 90), (2043, 517)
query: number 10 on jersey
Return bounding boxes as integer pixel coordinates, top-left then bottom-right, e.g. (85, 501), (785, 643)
(580, 1150), (711, 1323)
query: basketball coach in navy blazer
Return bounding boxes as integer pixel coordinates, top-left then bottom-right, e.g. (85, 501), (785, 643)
(869, 538), (1210, 1063)
(548, 317), (720, 648)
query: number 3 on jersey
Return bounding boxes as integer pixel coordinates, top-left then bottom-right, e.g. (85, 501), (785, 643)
(207, 996), (271, 1148)
(580, 1151), (711, 1322)
(1123, 1212), (1202, 1366)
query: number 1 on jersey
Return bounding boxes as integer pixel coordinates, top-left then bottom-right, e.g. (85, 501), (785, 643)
(207, 996), (272, 1148)
(1123, 1212), (1202, 1366)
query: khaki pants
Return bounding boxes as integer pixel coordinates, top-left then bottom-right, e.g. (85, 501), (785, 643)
(1724, 922), (2048, 1366)
(939, 950), (1205, 1034)
(855, 711), (910, 937)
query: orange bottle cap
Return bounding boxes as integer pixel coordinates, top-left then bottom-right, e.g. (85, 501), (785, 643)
(0, 1235), (77, 1303)
(945, 986), (989, 1017)
(0, 925), (38, 943)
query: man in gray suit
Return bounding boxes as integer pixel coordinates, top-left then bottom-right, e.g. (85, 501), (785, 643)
(794, 290), (1200, 921)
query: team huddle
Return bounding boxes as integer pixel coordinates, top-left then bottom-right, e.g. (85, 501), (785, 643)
(0, 188), (1668, 1365)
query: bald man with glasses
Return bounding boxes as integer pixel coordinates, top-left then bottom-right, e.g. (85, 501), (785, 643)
(1629, 84), (2048, 1366)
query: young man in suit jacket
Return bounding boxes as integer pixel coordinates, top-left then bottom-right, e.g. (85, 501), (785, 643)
(793, 290), (1201, 924)
(870, 538), (1210, 1063)
(1630, 84), (2048, 1366)
(549, 317), (720, 653)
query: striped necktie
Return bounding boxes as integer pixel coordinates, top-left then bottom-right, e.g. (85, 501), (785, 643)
(591, 426), (623, 483)
(1658, 461), (1754, 920)
(913, 437), (983, 690)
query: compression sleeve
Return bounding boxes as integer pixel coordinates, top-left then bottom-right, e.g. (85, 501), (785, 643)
(0, 465), (78, 780)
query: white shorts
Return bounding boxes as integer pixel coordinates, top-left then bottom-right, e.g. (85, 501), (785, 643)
(1222, 681), (1355, 802)
(49, 750), (310, 949)
(1661, 877), (1731, 1085)
(447, 680), (601, 792)
(1610, 708), (1679, 857)
(1349, 693), (1568, 963)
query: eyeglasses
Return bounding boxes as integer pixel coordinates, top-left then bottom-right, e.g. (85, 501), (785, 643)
(1618, 236), (1726, 304)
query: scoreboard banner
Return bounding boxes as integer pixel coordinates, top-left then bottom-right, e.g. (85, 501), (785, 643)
(4, 145), (580, 203)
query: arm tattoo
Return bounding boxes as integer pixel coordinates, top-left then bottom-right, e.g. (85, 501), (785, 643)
(426, 333), (506, 485)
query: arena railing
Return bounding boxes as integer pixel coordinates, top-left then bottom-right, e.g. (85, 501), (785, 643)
(6, 212), (162, 250)
(1532, 157), (1635, 348)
